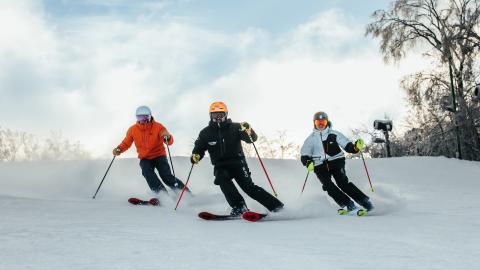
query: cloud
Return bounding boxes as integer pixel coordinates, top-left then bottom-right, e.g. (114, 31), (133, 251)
(0, 3), (427, 158)
(174, 10), (429, 153)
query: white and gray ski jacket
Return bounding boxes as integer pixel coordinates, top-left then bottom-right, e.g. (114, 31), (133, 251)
(300, 127), (353, 166)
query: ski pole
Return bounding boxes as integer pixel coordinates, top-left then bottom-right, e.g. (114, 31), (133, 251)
(300, 170), (310, 195)
(246, 133), (278, 197)
(360, 151), (374, 192)
(174, 164), (194, 210)
(92, 155), (116, 199)
(164, 137), (176, 179)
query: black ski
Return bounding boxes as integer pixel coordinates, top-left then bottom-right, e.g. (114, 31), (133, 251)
(198, 211), (241, 221)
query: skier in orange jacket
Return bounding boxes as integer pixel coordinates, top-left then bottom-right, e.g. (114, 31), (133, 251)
(113, 106), (188, 193)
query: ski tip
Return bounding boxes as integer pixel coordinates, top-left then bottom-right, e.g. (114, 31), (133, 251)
(357, 209), (369, 217)
(242, 211), (266, 222)
(149, 198), (160, 206)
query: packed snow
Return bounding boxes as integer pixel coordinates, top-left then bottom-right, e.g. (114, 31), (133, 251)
(1, 156), (479, 270)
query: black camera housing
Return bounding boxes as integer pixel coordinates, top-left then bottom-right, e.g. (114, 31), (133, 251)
(374, 120), (393, 132)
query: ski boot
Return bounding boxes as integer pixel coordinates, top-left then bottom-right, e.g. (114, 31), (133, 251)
(357, 200), (374, 216)
(271, 201), (285, 213)
(338, 201), (357, 215)
(230, 205), (249, 217)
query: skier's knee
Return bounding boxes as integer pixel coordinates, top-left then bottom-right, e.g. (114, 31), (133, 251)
(214, 169), (230, 185)
(336, 178), (351, 190)
(141, 170), (153, 178)
(242, 184), (261, 196)
(322, 181), (335, 192)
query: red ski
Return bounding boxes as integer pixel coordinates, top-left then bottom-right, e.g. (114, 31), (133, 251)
(242, 211), (267, 222)
(128, 197), (160, 206)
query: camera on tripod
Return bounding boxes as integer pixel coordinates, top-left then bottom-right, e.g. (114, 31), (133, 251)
(373, 119), (393, 132)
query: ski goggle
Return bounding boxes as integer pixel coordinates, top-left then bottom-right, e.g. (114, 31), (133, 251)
(210, 112), (227, 123)
(136, 114), (151, 123)
(314, 119), (328, 128)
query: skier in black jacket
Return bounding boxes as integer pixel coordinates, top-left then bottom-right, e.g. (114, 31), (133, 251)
(190, 101), (284, 216)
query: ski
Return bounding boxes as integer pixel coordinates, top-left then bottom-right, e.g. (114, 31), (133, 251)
(198, 211), (241, 221)
(356, 209), (369, 216)
(128, 197), (160, 206)
(242, 211), (268, 222)
(338, 208), (369, 216)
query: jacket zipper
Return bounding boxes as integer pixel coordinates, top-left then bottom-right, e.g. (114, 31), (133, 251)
(320, 132), (330, 171)
(217, 123), (225, 156)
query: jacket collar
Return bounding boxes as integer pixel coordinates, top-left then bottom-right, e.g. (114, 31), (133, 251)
(312, 126), (331, 137)
(209, 118), (232, 129)
(136, 117), (155, 130)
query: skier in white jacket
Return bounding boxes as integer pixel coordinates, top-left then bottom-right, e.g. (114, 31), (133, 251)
(300, 111), (374, 214)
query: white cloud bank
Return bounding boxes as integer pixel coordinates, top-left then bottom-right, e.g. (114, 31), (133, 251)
(0, 2), (428, 158)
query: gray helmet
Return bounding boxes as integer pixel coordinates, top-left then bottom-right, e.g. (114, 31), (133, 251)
(313, 111), (331, 128)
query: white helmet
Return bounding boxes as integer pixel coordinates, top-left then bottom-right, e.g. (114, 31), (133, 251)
(136, 106), (151, 116)
(135, 106), (152, 123)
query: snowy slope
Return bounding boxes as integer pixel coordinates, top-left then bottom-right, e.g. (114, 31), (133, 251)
(0, 156), (479, 270)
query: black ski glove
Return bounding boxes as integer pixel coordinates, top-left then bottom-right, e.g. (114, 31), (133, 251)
(190, 154), (201, 164)
(300, 155), (312, 166)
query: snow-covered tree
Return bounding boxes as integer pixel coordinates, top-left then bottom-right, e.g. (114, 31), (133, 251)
(366, 0), (480, 160)
(0, 127), (90, 161)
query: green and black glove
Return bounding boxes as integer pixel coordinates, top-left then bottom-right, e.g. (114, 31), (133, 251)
(354, 139), (365, 152)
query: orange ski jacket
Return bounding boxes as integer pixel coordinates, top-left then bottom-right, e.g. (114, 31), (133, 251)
(117, 120), (173, 160)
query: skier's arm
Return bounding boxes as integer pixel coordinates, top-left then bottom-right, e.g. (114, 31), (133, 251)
(192, 133), (208, 160)
(344, 142), (358, 154)
(117, 128), (134, 153)
(300, 136), (313, 166)
(160, 126), (174, 145)
(335, 131), (358, 154)
(239, 122), (257, 143)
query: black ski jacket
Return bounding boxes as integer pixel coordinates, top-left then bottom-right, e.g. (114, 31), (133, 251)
(192, 119), (257, 166)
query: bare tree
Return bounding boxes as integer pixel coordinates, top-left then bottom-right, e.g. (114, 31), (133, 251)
(242, 130), (300, 159)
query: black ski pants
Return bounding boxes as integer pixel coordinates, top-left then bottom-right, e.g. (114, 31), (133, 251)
(139, 156), (185, 193)
(314, 158), (369, 208)
(214, 159), (283, 212)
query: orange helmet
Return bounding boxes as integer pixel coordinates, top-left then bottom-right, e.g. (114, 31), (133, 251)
(209, 101), (228, 113)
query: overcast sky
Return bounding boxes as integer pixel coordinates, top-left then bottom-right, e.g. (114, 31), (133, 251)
(0, 0), (428, 158)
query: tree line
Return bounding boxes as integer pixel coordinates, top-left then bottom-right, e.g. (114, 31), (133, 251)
(0, 127), (90, 161)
